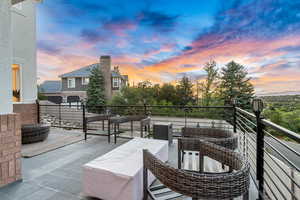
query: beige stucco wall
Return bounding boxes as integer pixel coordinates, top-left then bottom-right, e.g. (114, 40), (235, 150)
(11, 0), (37, 104)
(0, 0), (13, 114)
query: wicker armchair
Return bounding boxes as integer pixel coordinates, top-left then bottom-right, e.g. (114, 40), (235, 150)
(182, 127), (238, 150)
(143, 140), (250, 200)
(181, 127), (238, 172)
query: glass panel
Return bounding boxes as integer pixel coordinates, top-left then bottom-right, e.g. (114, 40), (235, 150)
(68, 78), (75, 88)
(12, 2), (23, 10)
(12, 64), (21, 102)
(82, 77), (89, 85)
(113, 78), (119, 87)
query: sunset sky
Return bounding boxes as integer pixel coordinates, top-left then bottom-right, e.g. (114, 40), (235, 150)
(37, 0), (300, 95)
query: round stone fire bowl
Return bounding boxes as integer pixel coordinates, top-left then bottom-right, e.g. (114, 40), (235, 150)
(21, 124), (50, 144)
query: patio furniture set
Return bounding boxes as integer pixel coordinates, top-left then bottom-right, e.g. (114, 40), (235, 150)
(82, 126), (250, 200)
(83, 114), (151, 143)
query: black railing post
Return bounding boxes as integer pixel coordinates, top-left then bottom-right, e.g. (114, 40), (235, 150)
(144, 103), (147, 116)
(233, 104), (237, 133)
(256, 112), (265, 200)
(231, 99), (237, 133)
(58, 103), (62, 127)
(82, 103), (87, 140)
(184, 107), (187, 127)
(252, 98), (265, 200)
(36, 99), (40, 124)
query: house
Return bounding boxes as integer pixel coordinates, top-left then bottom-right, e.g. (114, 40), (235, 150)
(0, 0), (39, 187)
(40, 56), (129, 103)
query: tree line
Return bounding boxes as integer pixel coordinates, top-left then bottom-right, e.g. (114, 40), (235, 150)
(109, 60), (255, 109)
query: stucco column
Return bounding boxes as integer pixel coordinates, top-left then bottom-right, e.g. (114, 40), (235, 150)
(0, 0), (13, 114)
(100, 56), (112, 100)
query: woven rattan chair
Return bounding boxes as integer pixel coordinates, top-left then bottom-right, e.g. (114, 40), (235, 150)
(182, 127), (238, 150)
(181, 127), (238, 172)
(143, 139), (250, 200)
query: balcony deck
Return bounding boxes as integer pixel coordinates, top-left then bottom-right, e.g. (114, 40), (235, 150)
(0, 132), (257, 200)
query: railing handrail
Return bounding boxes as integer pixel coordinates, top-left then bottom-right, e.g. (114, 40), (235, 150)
(262, 119), (300, 143)
(87, 105), (234, 109)
(39, 104), (234, 109)
(236, 106), (300, 142)
(236, 107), (256, 120)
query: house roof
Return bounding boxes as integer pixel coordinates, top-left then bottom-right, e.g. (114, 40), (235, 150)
(39, 80), (61, 93)
(12, 0), (25, 4)
(59, 63), (128, 79)
(59, 63), (99, 78)
(12, 0), (41, 5)
(112, 71), (124, 78)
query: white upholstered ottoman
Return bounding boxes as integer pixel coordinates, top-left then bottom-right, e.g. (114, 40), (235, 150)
(82, 138), (169, 200)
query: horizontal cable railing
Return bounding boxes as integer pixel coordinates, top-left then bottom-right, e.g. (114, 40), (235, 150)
(39, 103), (234, 135)
(236, 107), (300, 200)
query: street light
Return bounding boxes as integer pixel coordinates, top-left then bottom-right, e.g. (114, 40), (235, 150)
(251, 98), (265, 199)
(252, 98), (264, 115)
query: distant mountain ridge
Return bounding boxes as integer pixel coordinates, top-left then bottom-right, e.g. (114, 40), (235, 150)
(257, 91), (300, 97)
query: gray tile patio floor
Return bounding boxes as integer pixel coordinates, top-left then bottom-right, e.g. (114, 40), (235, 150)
(0, 135), (257, 200)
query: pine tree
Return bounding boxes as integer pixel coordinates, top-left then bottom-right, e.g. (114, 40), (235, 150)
(86, 66), (106, 112)
(218, 61), (254, 108)
(199, 60), (219, 106)
(158, 83), (177, 105)
(176, 76), (195, 105)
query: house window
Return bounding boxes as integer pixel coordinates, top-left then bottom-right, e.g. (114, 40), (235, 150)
(12, 64), (21, 102)
(82, 77), (89, 85)
(67, 78), (75, 88)
(12, 2), (23, 10)
(113, 78), (119, 88)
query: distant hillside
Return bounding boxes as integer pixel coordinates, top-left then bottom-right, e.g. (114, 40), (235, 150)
(257, 91), (300, 97)
(261, 94), (300, 104)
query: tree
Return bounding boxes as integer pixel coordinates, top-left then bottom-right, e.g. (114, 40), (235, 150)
(158, 83), (177, 104)
(218, 61), (254, 108)
(199, 60), (219, 106)
(176, 76), (195, 105)
(86, 67), (106, 112)
(137, 80), (156, 104)
(37, 85), (47, 100)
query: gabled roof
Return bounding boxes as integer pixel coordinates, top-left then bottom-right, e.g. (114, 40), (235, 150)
(112, 71), (123, 77)
(59, 63), (99, 78)
(39, 80), (61, 93)
(12, 0), (25, 4)
(59, 63), (128, 80)
(12, 0), (41, 5)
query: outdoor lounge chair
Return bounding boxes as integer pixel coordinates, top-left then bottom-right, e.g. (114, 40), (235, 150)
(182, 127), (238, 150)
(143, 139), (250, 200)
(181, 127), (238, 172)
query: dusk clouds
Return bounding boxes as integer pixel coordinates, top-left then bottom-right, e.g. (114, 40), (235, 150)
(37, 0), (300, 94)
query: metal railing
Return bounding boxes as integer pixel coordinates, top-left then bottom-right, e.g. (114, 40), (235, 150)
(38, 102), (300, 199)
(39, 103), (233, 131)
(236, 107), (300, 200)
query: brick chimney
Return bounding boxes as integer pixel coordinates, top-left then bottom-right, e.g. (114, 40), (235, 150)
(100, 56), (112, 100)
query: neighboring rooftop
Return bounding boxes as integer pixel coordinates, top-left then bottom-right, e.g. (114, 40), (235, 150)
(39, 80), (61, 93)
(59, 63), (127, 79)
(59, 63), (99, 78)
